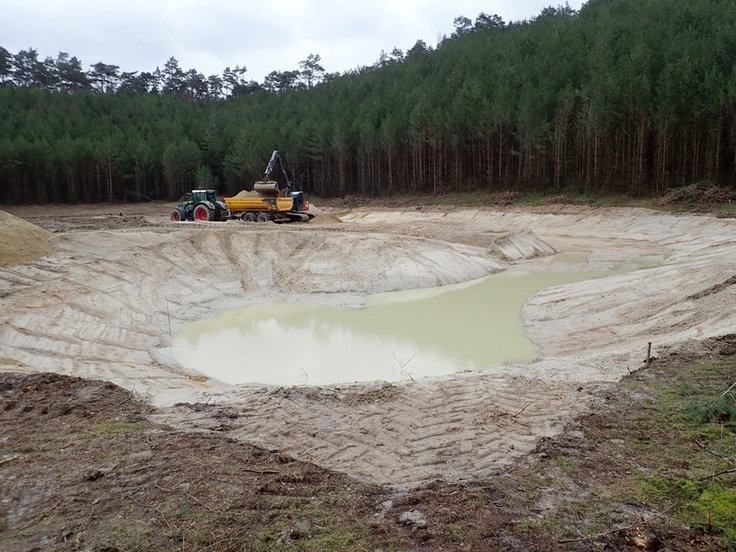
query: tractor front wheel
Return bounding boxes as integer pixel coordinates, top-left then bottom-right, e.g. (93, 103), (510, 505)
(170, 207), (186, 222)
(193, 204), (213, 222)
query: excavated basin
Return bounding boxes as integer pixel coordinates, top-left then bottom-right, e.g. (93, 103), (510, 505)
(171, 256), (661, 386)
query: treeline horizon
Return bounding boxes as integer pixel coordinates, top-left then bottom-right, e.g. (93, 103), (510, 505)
(1, 0), (736, 205)
(0, 47), (329, 98)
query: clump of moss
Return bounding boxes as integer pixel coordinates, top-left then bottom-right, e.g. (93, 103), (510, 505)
(691, 487), (736, 540)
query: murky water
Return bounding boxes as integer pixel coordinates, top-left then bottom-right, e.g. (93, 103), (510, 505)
(545, 252), (589, 263)
(171, 256), (661, 386)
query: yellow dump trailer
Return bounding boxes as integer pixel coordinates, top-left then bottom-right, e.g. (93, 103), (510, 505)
(225, 196), (293, 213)
(224, 195), (313, 223)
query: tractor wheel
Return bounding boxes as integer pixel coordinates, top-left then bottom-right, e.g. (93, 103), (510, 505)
(256, 213), (271, 223)
(243, 212), (257, 222)
(170, 207), (186, 222)
(193, 204), (213, 222)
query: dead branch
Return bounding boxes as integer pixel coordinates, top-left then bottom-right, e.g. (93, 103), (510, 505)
(558, 521), (640, 544)
(698, 468), (736, 481)
(558, 510), (668, 545)
(115, 395), (132, 408)
(14, 499), (62, 534)
(241, 467), (280, 474)
(720, 381), (736, 398)
(511, 399), (539, 418)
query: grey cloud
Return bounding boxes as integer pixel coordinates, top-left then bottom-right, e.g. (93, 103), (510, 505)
(1, 0), (584, 83)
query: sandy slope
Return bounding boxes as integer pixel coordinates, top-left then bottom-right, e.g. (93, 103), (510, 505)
(2, 206), (736, 487)
(0, 210), (51, 266)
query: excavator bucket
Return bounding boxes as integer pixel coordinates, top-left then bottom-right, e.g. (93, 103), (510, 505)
(253, 180), (280, 195)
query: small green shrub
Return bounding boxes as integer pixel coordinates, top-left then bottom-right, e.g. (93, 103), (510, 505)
(681, 394), (736, 426)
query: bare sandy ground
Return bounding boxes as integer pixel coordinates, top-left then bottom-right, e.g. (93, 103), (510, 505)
(2, 205), (736, 488)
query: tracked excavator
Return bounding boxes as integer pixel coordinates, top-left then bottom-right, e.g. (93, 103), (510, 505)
(224, 150), (314, 223)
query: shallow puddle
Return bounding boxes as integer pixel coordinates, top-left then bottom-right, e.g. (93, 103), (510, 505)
(172, 256), (661, 386)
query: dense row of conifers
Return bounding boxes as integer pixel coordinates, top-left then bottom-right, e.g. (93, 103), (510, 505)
(1, 0), (735, 204)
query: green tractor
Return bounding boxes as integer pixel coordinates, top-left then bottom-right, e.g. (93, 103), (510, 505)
(170, 189), (230, 222)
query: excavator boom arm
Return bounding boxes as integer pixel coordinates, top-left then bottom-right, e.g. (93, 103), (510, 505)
(263, 150), (293, 194)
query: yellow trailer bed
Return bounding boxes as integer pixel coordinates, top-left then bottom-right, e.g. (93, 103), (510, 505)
(224, 196), (294, 213)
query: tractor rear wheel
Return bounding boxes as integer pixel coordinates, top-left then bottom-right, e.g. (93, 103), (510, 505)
(243, 212), (257, 222)
(193, 204), (213, 222)
(256, 213), (271, 223)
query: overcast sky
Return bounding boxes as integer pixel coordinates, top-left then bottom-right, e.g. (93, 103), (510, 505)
(2, 1), (585, 83)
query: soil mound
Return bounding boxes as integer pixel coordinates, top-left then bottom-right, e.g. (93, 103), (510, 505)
(0, 210), (51, 265)
(308, 204), (342, 225)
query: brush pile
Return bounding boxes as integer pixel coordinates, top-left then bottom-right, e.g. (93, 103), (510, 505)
(659, 182), (736, 206)
(492, 191), (521, 206)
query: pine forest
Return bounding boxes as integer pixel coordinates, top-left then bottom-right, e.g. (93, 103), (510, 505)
(1, 0), (735, 204)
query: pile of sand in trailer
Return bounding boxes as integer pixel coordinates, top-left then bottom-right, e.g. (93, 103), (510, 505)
(0, 210), (51, 266)
(232, 190), (262, 199)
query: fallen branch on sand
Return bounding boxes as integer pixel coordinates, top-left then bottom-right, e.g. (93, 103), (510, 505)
(511, 399), (539, 418)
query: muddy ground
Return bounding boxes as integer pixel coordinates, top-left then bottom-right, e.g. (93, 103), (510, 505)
(1, 201), (736, 550)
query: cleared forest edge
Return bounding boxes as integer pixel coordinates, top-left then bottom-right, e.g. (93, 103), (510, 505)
(1, 204), (736, 488)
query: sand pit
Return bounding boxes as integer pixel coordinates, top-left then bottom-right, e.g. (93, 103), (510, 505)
(2, 205), (736, 488)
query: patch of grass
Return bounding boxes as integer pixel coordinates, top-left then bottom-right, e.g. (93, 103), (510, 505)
(507, 353), (736, 550)
(517, 516), (578, 543)
(552, 455), (576, 474)
(425, 190), (500, 206)
(94, 418), (151, 435)
(625, 361), (736, 544)
(511, 192), (544, 206)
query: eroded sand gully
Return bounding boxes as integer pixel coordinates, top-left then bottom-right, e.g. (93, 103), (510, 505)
(2, 207), (736, 487)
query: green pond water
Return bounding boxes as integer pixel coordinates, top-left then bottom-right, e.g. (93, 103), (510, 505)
(171, 256), (661, 386)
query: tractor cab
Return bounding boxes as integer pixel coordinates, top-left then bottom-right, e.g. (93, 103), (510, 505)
(191, 189), (218, 205)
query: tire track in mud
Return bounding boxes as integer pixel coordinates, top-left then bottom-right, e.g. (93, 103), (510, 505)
(156, 374), (581, 488)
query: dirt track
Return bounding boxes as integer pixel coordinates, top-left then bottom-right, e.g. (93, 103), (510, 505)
(2, 203), (736, 489)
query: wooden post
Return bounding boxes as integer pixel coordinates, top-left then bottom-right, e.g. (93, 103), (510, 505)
(646, 342), (652, 367)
